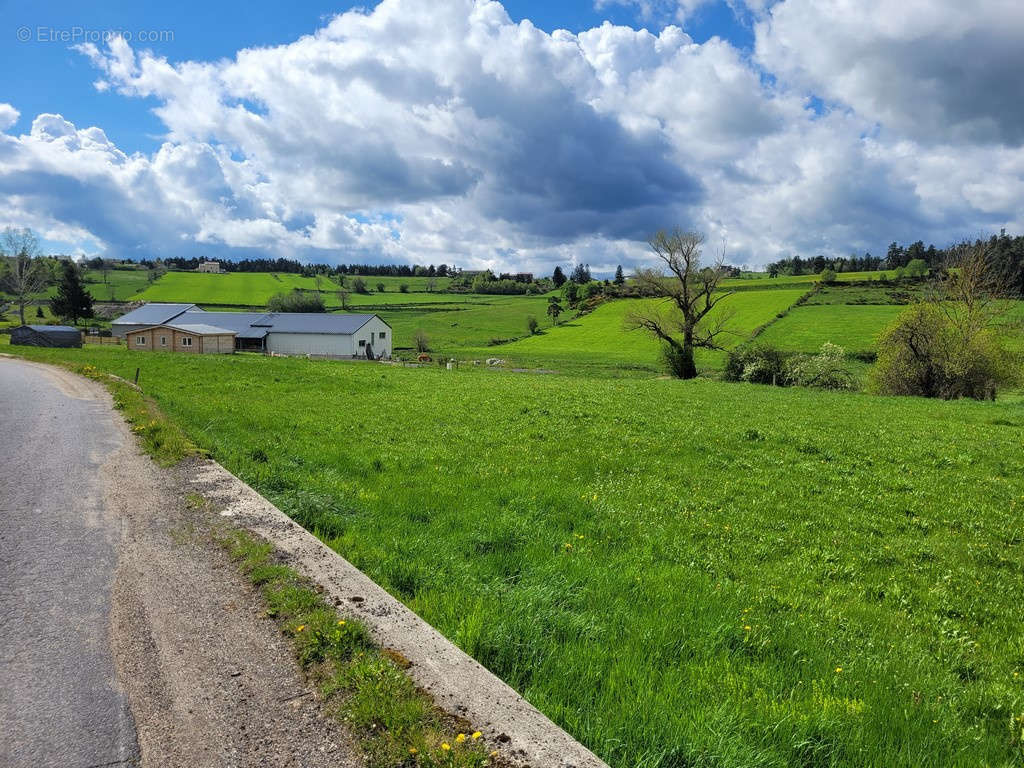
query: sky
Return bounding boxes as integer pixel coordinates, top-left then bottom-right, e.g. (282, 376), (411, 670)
(1, 0), (1022, 273)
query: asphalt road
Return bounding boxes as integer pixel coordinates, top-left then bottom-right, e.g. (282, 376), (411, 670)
(0, 358), (140, 768)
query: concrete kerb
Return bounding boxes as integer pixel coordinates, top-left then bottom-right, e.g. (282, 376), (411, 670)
(186, 458), (609, 768)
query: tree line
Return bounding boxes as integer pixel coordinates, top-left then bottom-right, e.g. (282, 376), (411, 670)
(765, 230), (1024, 296)
(134, 256), (456, 279)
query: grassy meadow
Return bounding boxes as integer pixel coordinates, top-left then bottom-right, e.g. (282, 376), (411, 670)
(129, 271), (344, 305)
(4, 339), (1024, 768)
(467, 289), (810, 373)
(756, 305), (905, 355)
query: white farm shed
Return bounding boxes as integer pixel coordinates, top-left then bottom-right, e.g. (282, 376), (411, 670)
(112, 304), (392, 359)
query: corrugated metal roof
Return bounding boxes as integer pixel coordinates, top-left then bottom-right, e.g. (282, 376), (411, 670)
(258, 313), (376, 334)
(26, 325), (79, 333)
(179, 310), (378, 335)
(112, 303), (196, 326)
(236, 328), (269, 340)
(177, 311), (268, 333)
(115, 305), (383, 337)
(166, 323), (237, 335)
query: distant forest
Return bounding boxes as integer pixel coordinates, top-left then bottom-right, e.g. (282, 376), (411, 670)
(765, 230), (1023, 295)
(84, 230), (1024, 298)
(120, 256), (455, 279)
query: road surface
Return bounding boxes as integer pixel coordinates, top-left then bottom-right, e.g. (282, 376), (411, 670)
(0, 357), (360, 768)
(0, 358), (139, 767)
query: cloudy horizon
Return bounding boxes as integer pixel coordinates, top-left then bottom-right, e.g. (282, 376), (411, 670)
(1, 0), (1022, 273)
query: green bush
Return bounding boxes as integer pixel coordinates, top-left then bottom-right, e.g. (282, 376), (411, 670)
(819, 268), (837, 284)
(724, 344), (791, 385)
(267, 289), (326, 312)
(870, 303), (1017, 400)
(786, 342), (854, 390)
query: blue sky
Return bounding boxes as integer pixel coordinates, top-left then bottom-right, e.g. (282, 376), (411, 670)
(3, 0), (751, 153)
(1, 0), (1021, 270)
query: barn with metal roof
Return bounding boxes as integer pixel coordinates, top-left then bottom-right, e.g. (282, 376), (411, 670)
(10, 325), (83, 348)
(112, 303), (391, 358)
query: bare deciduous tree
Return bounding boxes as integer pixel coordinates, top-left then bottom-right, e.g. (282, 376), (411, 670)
(0, 227), (49, 326)
(928, 239), (1015, 337)
(625, 229), (734, 379)
(336, 288), (351, 310)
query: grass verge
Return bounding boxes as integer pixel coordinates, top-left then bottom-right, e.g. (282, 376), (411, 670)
(218, 527), (497, 768)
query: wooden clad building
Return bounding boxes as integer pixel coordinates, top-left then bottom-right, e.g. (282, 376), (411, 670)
(124, 323), (236, 354)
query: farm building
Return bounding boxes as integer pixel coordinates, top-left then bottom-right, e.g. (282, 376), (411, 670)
(112, 303), (392, 358)
(197, 261), (223, 273)
(10, 325), (83, 348)
(125, 323), (236, 354)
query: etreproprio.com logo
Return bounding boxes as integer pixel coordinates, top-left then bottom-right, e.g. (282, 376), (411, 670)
(16, 26), (174, 44)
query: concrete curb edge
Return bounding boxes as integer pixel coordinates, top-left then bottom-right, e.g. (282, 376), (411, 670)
(187, 458), (608, 768)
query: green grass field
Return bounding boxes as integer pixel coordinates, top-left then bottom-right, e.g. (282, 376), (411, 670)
(454, 289), (809, 373)
(82, 268), (153, 301)
(130, 271), (344, 305)
(721, 270), (897, 289)
(4, 340), (1022, 768)
(756, 305), (906, 355)
(131, 271), (458, 307)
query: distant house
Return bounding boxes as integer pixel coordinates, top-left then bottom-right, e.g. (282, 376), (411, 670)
(112, 303), (392, 358)
(197, 261), (223, 273)
(10, 325), (83, 348)
(125, 323), (236, 354)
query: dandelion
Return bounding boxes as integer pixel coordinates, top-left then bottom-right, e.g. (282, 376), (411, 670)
(296, 625), (306, 632)
(338, 620), (346, 626)
(409, 747), (418, 755)
(441, 743), (451, 751)
(472, 732), (482, 740)
(835, 666), (843, 673)
(744, 625), (752, 631)
(456, 733), (466, 743)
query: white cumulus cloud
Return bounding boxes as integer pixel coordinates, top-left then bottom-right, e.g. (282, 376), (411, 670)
(0, 0), (1021, 271)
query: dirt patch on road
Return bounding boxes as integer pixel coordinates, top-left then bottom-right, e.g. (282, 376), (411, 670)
(103, 421), (363, 768)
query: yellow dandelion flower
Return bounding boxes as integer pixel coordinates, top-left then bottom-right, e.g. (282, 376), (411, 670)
(338, 620), (346, 626)
(744, 625), (752, 631)
(835, 666), (843, 673)
(409, 747), (418, 755)
(296, 625), (306, 632)
(456, 733), (466, 743)
(441, 743), (451, 751)
(472, 731), (482, 740)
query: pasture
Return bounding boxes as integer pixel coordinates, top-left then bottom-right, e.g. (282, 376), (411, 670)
(455, 288), (809, 373)
(130, 271), (459, 306)
(721, 270), (896, 289)
(82, 267), (152, 301)
(755, 304), (905, 355)
(130, 271), (343, 305)
(5, 339), (1023, 768)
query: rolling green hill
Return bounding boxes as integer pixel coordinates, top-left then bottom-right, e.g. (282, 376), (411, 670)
(130, 271), (342, 305)
(6, 340), (1023, 768)
(756, 304), (905, 355)
(454, 288), (809, 373)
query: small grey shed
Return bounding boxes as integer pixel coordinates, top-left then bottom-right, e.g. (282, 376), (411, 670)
(10, 325), (83, 348)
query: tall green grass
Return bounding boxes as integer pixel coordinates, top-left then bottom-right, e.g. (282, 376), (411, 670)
(6, 341), (1023, 768)
(756, 305), (906, 355)
(460, 289), (808, 373)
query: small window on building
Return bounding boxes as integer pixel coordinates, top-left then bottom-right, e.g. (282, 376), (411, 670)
(358, 339), (366, 347)
(160, 336), (167, 346)
(135, 336), (146, 345)
(182, 337), (193, 347)
(379, 331), (386, 339)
